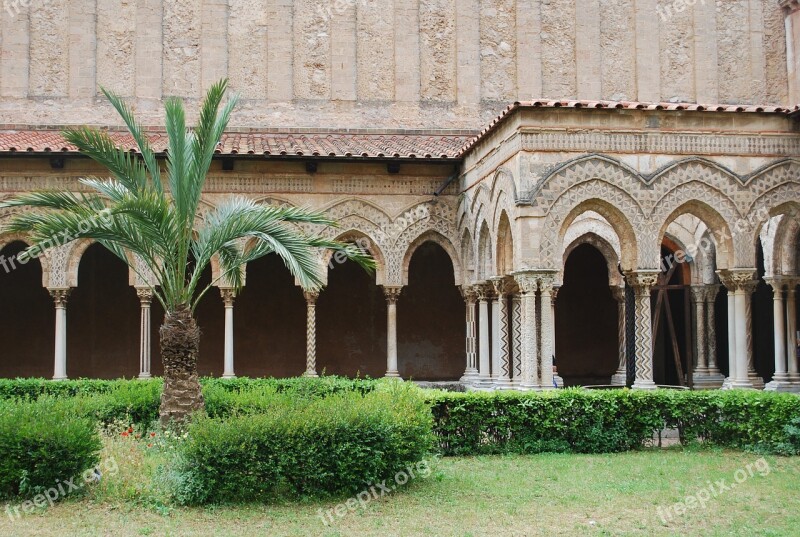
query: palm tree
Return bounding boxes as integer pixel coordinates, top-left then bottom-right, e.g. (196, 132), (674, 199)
(0, 79), (373, 425)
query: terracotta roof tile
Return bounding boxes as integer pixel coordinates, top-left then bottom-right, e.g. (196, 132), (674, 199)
(0, 129), (472, 160)
(457, 100), (800, 157)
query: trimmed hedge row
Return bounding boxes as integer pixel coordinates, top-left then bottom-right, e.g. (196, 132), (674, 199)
(428, 388), (800, 455)
(0, 375), (378, 401)
(169, 382), (434, 504)
(0, 397), (101, 499)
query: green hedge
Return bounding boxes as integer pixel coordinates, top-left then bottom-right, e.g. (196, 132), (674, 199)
(429, 389), (800, 455)
(169, 382), (434, 504)
(0, 376), (377, 402)
(0, 397), (101, 499)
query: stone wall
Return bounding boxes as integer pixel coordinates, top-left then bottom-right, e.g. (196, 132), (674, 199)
(0, 0), (791, 129)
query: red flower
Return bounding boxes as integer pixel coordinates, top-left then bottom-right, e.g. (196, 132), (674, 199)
(127, 427), (134, 433)
(147, 443), (153, 448)
(121, 431), (129, 437)
(150, 432), (156, 437)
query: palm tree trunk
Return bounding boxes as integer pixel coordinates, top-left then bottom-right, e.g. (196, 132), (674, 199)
(159, 304), (204, 426)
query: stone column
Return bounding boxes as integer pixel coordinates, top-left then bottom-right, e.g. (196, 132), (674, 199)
(491, 278), (513, 388)
(765, 279), (791, 390)
(475, 284), (494, 386)
(460, 286), (479, 383)
(136, 287), (153, 379)
(625, 271), (659, 390)
(729, 271), (756, 389)
(383, 286), (402, 378)
(538, 274), (556, 389)
(50, 288), (70, 381)
(220, 288), (236, 378)
(551, 284), (563, 387)
(781, 0), (800, 104)
(718, 272), (737, 388)
(744, 280), (764, 388)
(610, 285), (627, 386)
(303, 290), (319, 378)
(787, 280), (799, 383)
(694, 284), (724, 388)
(513, 272), (539, 389)
(511, 293), (522, 385)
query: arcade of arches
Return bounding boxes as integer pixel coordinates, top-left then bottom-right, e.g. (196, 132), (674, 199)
(1, 104), (800, 392)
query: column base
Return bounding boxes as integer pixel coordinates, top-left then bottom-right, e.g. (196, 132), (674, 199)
(385, 371), (402, 379)
(302, 370), (318, 378)
(52, 376), (67, 381)
(610, 371), (627, 386)
(553, 374), (564, 388)
(765, 378), (798, 392)
(632, 379), (657, 390)
(692, 372), (725, 389)
(222, 372), (236, 379)
(747, 371), (765, 390)
(729, 378), (755, 389)
(138, 373), (152, 380)
(460, 368), (479, 384)
(492, 378), (514, 389)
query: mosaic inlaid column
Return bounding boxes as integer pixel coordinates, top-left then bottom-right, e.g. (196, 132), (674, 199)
(511, 293), (522, 386)
(50, 288), (71, 381)
(694, 284), (724, 388)
(303, 290), (319, 378)
(538, 274), (556, 389)
(220, 288), (236, 379)
(475, 284), (494, 386)
(384, 286), (402, 378)
(460, 286), (479, 384)
(610, 285), (627, 386)
(765, 279), (791, 390)
(137, 287), (153, 379)
(551, 284), (563, 388)
(625, 271), (659, 390)
(513, 272), (539, 389)
(491, 278), (513, 388)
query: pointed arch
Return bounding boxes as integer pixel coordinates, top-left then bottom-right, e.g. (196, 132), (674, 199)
(655, 200), (735, 271)
(401, 230), (462, 286)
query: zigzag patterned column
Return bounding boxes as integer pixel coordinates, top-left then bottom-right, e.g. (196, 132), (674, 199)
(625, 271), (659, 390)
(303, 290), (319, 378)
(511, 294), (522, 385)
(491, 278), (513, 388)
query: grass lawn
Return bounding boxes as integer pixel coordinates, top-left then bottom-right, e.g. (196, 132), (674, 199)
(1, 439), (798, 537)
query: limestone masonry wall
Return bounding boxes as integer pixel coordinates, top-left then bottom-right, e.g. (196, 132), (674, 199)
(0, 0), (792, 129)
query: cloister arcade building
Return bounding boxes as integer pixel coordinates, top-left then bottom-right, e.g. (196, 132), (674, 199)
(1, 0), (800, 391)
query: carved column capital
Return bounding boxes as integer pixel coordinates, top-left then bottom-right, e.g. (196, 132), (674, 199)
(512, 271), (539, 295)
(780, 0), (800, 15)
(702, 284), (720, 304)
(220, 287), (236, 307)
(537, 273), (556, 293)
(490, 277), (514, 297)
(717, 269), (756, 291)
(460, 285), (478, 304)
(383, 286), (403, 304)
(764, 277), (785, 293)
(49, 288), (71, 307)
(474, 283), (496, 301)
(303, 289), (320, 303)
(136, 287), (153, 305)
(624, 270), (659, 295)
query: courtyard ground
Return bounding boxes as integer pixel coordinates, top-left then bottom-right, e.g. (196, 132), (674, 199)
(0, 447), (797, 537)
